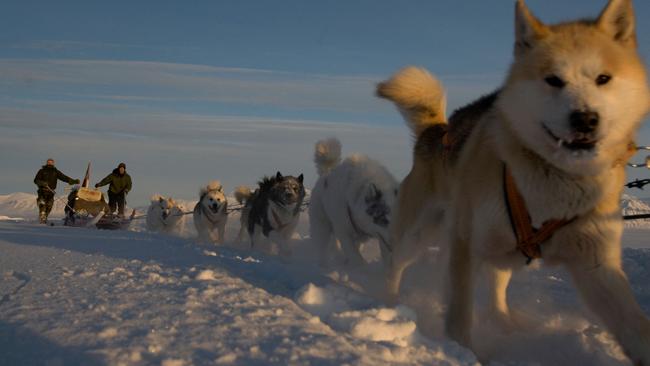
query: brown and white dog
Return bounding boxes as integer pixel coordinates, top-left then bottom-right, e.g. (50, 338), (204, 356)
(193, 181), (228, 244)
(378, 0), (650, 364)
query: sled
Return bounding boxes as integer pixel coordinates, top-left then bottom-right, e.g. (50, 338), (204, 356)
(63, 162), (135, 230)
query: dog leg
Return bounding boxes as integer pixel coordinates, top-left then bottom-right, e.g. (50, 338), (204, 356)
(445, 236), (474, 348)
(311, 220), (334, 268)
(236, 225), (247, 243)
(385, 231), (425, 305)
(567, 260), (650, 365)
(339, 233), (365, 267)
(485, 264), (515, 332)
(250, 227), (262, 249)
(309, 199), (334, 267)
(217, 221), (226, 244)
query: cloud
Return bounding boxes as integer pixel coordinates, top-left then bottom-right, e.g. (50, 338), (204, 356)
(0, 58), (387, 113)
(0, 58), (503, 117)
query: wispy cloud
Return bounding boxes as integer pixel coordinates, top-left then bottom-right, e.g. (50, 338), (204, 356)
(0, 58), (501, 116)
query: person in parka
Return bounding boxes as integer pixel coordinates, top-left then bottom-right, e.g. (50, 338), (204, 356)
(33, 158), (80, 223)
(95, 162), (132, 217)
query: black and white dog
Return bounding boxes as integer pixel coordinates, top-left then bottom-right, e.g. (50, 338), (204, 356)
(193, 181), (228, 244)
(235, 172), (305, 256)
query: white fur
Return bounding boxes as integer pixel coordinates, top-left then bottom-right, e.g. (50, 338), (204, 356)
(193, 181), (228, 244)
(146, 194), (186, 235)
(309, 138), (399, 267)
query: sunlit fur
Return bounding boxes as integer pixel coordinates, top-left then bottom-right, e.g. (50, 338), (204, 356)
(193, 181), (228, 244)
(146, 194), (186, 235)
(378, 0), (650, 364)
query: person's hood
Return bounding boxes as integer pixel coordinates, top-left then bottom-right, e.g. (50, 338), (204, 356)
(112, 168), (126, 176)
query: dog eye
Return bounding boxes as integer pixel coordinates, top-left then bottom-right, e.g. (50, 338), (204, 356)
(544, 75), (565, 88)
(595, 74), (611, 86)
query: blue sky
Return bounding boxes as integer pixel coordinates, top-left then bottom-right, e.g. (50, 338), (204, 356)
(2, 0), (650, 205)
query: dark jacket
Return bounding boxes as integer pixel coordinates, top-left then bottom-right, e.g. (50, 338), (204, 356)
(96, 169), (132, 194)
(34, 166), (76, 191)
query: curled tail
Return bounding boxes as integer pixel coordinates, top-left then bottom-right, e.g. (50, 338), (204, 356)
(234, 186), (252, 204)
(314, 137), (342, 176)
(376, 66), (447, 138)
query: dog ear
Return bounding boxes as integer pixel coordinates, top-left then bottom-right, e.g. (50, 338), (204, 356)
(159, 197), (164, 203)
(365, 183), (380, 202)
(597, 0), (636, 47)
(276, 171), (283, 180)
(514, 0), (550, 56)
(297, 174), (304, 184)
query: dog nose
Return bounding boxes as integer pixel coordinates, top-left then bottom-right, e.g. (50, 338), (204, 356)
(569, 110), (599, 133)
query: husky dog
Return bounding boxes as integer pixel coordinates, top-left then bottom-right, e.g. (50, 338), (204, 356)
(377, 0), (650, 363)
(193, 181), (228, 244)
(309, 138), (398, 267)
(235, 172), (305, 256)
(146, 195), (186, 235)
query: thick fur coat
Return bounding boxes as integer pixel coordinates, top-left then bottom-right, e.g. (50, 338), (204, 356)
(377, 0), (650, 364)
(193, 181), (228, 244)
(146, 195), (186, 235)
(309, 138), (398, 267)
(235, 172), (305, 256)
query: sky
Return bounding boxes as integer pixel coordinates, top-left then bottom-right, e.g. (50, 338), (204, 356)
(2, 0), (650, 205)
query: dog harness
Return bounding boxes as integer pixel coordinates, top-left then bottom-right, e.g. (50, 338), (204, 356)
(502, 165), (575, 264)
(502, 142), (637, 263)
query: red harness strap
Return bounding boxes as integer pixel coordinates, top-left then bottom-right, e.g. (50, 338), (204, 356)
(503, 165), (574, 264)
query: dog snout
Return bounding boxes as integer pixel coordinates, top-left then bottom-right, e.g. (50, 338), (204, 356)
(569, 110), (599, 133)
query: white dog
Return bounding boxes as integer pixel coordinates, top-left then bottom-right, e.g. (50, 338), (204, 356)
(193, 181), (228, 244)
(146, 195), (186, 235)
(309, 138), (398, 267)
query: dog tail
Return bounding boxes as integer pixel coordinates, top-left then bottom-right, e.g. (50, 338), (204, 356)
(314, 137), (342, 176)
(376, 66), (447, 138)
(234, 186), (252, 204)
(201, 180), (223, 196)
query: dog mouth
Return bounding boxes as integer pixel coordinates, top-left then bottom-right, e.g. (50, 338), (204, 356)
(209, 203), (221, 213)
(542, 124), (598, 151)
(281, 193), (298, 205)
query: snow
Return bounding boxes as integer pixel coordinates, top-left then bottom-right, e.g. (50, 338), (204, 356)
(0, 192), (649, 365)
(622, 194), (650, 229)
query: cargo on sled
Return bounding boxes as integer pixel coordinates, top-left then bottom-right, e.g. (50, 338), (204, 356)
(63, 163), (135, 230)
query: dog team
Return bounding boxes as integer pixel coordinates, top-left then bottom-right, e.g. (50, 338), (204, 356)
(36, 0), (650, 363)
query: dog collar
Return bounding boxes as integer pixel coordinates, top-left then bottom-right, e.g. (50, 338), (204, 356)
(502, 164), (575, 264)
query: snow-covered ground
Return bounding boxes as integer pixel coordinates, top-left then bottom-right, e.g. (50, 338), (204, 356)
(0, 192), (649, 365)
